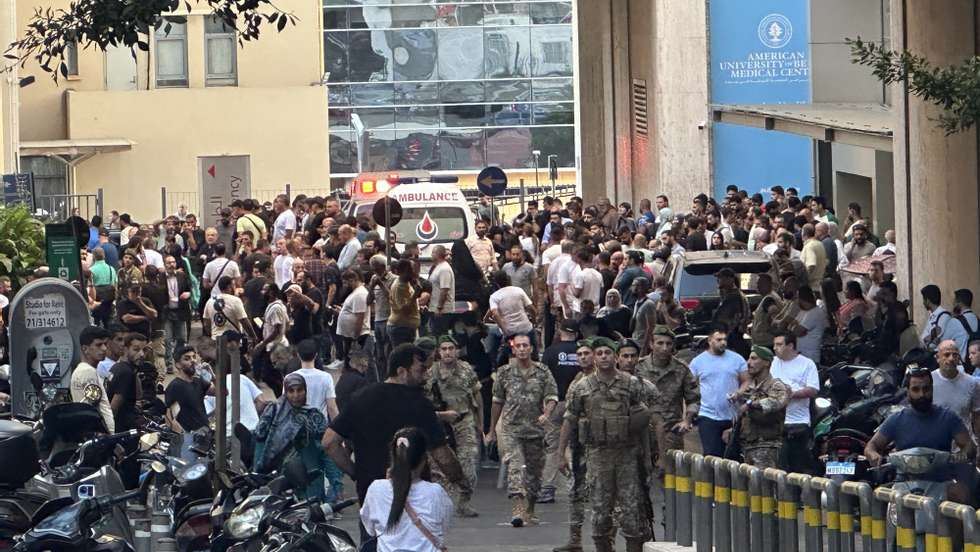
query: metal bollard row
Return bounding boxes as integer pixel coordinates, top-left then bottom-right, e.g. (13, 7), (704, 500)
(664, 450), (980, 552)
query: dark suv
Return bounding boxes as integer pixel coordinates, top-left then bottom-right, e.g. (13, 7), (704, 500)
(661, 250), (779, 337)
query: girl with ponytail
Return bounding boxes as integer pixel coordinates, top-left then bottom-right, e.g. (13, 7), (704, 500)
(360, 427), (454, 552)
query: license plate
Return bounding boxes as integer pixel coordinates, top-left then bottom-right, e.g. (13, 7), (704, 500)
(826, 461), (856, 475)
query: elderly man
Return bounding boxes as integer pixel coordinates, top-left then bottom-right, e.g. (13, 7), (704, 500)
(931, 339), (980, 444)
(336, 225), (361, 271)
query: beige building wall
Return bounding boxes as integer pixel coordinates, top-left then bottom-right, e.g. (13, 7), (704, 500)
(16, 0), (328, 220)
(576, 0), (710, 206)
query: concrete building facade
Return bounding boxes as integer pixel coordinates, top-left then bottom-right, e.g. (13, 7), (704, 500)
(14, 0), (330, 223)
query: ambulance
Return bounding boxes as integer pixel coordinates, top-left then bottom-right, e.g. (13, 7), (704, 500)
(346, 171), (477, 271)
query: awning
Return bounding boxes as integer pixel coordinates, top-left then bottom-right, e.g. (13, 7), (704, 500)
(19, 138), (135, 165)
(711, 103), (893, 152)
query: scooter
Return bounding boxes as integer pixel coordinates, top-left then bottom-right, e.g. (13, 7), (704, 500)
(0, 418), (47, 549)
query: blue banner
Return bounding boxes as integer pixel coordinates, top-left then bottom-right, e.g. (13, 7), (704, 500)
(710, 0), (813, 199)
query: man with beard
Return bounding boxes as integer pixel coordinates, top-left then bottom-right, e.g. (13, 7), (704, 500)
(866, 368), (975, 502)
(322, 344), (468, 545)
(164, 345), (215, 433)
(844, 223), (876, 264)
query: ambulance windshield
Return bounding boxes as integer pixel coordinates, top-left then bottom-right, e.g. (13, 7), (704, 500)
(390, 207), (468, 243)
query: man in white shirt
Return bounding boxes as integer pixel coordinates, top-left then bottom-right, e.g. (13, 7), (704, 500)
(762, 230), (802, 259)
(488, 271), (536, 365)
(792, 286), (827, 364)
(547, 241), (574, 316)
(931, 340), (980, 444)
(873, 229), (897, 256)
(294, 339), (340, 422)
(336, 224), (361, 271)
(428, 245), (455, 335)
(203, 276), (250, 340)
(70, 326), (116, 432)
(272, 193), (296, 243)
(140, 238), (165, 270)
(953, 289), (980, 359)
(337, 270), (371, 358)
(556, 243), (580, 319)
(202, 242), (241, 298)
(571, 249), (603, 316)
(272, 238), (296, 288)
(921, 284), (953, 351)
(771, 332), (819, 473)
(251, 281), (290, 394)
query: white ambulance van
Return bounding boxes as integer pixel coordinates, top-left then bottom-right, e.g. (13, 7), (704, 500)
(346, 172), (476, 272)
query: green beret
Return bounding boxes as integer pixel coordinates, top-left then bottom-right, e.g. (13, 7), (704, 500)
(751, 345), (774, 362)
(591, 336), (619, 352)
(652, 325), (675, 339)
(576, 338), (594, 349)
(414, 336), (438, 352)
(436, 334), (458, 347)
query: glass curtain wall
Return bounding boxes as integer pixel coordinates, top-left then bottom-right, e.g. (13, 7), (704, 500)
(324, 0), (575, 177)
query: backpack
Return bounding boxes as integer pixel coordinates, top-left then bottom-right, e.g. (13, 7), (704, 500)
(955, 312), (980, 341)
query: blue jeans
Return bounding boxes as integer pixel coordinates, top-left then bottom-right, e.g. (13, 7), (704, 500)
(697, 416), (732, 458)
(373, 320), (389, 360)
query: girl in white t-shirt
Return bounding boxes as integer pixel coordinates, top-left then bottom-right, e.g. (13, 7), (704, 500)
(360, 428), (454, 552)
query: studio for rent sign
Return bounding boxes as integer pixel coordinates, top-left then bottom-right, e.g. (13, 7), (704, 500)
(710, 0), (813, 199)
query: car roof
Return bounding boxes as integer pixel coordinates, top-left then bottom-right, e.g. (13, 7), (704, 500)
(673, 250), (773, 265)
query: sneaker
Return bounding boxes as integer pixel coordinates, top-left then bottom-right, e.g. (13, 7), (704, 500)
(326, 359), (344, 371)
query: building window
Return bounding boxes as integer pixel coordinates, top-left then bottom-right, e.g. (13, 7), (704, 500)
(205, 16), (237, 86)
(155, 18), (188, 87)
(65, 41), (79, 76)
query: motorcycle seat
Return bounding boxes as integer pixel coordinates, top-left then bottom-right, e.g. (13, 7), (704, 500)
(0, 420), (32, 440)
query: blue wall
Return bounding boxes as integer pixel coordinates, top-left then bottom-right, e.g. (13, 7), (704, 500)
(710, 0), (813, 199)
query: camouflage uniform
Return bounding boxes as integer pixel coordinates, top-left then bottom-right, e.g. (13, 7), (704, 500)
(427, 360), (482, 506)
(565, 371), (652, 550)
(492, 359), (559, 501)
(737, 375), (792, 468)
(637, 355), (700, 476)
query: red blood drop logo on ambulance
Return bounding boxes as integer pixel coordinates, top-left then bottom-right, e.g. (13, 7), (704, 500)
(416, 211), (439, 241)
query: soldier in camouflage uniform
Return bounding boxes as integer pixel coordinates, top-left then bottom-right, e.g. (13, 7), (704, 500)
(428, 335), (484, 517)
(559, 337), (652, 552)
(487, 333), (559, 527)
(732, 346), (791, 468)
(554, 338), (596, 552)
(637, 326), (700, 477)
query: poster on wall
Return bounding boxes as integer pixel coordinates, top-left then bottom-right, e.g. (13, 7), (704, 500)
(710, 0), (813, 200)
(199, 156), (251, 230)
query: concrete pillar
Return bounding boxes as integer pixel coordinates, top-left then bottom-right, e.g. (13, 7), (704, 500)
(890, 0), (980, 316)
(576, 0), (616, 203)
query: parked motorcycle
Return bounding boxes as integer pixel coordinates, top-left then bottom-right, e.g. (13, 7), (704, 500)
(0, 419), (47, 549)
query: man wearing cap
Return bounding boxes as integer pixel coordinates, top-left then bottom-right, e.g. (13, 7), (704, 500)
(559, 336), (651, 552)
(730, 346), (791, 468)
(539, 317), (581, 504)
(637, 325), (700, 477)
(486, 333), (558, 528)
(553, 338), (597, 552)
(426, 335), (483, 517)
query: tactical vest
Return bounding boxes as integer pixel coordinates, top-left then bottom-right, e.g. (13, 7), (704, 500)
(578, 378), (634, 448)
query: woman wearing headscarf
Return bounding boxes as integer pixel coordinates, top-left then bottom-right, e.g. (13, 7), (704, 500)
(253, 372), (328, 499)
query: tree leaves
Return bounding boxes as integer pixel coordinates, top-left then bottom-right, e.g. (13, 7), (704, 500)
(6, 0), (299, 84)
(849, 37), (980, 135)
(0, 205), (46, 290)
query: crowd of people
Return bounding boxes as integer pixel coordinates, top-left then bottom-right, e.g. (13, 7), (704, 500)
(3, 182), (980, 552)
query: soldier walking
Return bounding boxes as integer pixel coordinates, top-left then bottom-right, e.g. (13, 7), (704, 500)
(730, 346), (791, 468)
(428, 335), (484, 517)
(637, 326), (700, 478)
(554, 338), (596, 552)
(486, 333), (559, 527)
(558, 337), (652, 552)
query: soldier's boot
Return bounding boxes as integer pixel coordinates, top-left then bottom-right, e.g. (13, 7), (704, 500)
(455, 495), (479, 518)
(592, 536), (615, 552)
(524, 497), (540, 525)
(510, 496), (526, 527)
(625, 538), (646, 552)
(552, 525), (584, 552)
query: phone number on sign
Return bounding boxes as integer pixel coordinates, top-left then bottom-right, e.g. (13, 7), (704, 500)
(25, 317), (66, 329)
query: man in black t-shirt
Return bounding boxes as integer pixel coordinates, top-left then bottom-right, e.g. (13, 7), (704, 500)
(539, 318), (582, 502)
(117, 282), (157, 338)
(164, 345), (213, 433)
(107, 333), (146, 432)
(323, 344), (469, 543)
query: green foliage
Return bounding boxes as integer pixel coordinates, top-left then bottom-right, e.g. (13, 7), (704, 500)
(0, 205), (45, 289)
(6, 0), (297, 82)
(849, 37), (980, 135)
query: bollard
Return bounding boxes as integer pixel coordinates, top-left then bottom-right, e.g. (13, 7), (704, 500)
(841, 481), (874, 552)
(712, 458), (733, 552)
(802, 476), (824, 552)
(937, 503), (958, 552)
(900, 494), (938, 552)
(747, 465), (767, 552)
(892, 489), (916, 552)
(760, 470), (779, 552)
(675, 451), (694, 547)
(774, 470), (800, 552)
(693, 455), (714, 552)
(838, 485), (856, 552)
(731, 462), (751, 551)
(133, 516), (151, 552)
(156, 537), (178, 552)
(870, 486), (888, 552)
(664, 448), (677, 542)
(151, 511), (171, 547)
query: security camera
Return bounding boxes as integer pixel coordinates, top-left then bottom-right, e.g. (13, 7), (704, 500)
(697, 121), (707, 130)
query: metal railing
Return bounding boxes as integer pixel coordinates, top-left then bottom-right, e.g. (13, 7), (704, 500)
(665, 450), (980, 552)
(35, 190), (103, 221)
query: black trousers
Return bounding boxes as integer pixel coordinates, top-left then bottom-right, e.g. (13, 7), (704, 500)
(697, 416), (732, 458)
(781, 424), (815, 474)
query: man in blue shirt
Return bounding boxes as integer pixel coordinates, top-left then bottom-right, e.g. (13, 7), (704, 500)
(94, 228), (119, 268)
(689, 327), (748, 457)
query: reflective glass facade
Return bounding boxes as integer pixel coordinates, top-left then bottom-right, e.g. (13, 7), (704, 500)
(324, 1), (576, 176)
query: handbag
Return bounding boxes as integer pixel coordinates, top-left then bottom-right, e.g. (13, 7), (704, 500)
(94, 268), (117, 302)
(405, 502), (448, 552)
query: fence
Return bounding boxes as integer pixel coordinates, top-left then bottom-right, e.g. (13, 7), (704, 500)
(664, 450), (980, 552)
(35, 190), (103, 221)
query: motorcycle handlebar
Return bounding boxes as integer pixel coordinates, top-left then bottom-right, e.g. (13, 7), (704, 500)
(331, 498), (358, 513)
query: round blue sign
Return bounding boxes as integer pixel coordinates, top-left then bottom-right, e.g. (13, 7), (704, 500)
(476, 166), (508, 197)
(758, 13), (793, 49)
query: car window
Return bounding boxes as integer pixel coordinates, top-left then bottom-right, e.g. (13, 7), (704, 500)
(678, 262), (772, 297)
